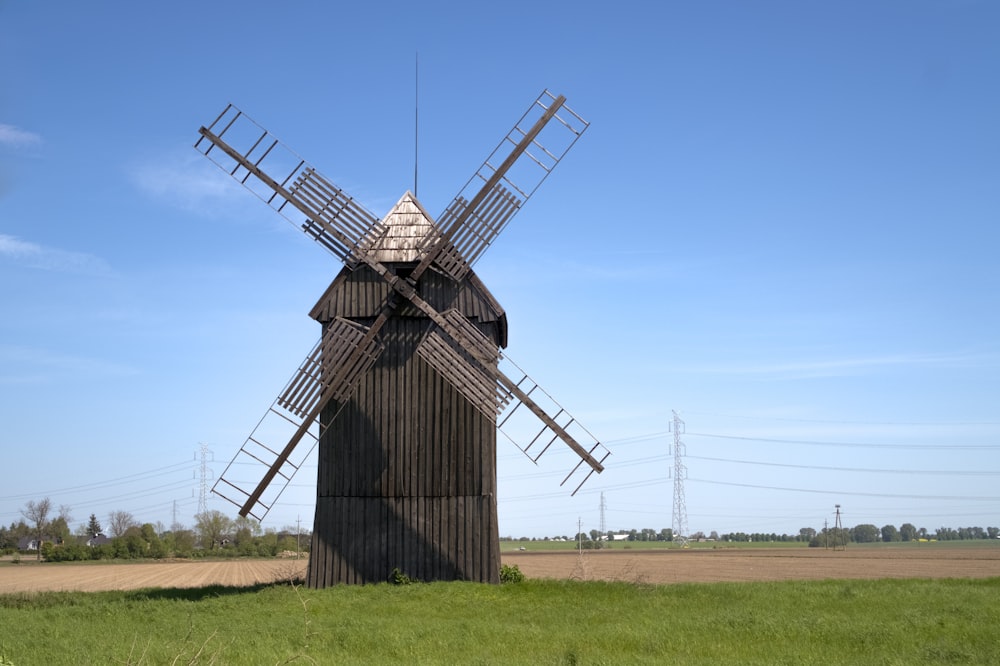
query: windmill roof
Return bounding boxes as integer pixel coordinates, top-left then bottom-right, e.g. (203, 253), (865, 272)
(363, 191), (438, 263)
(310, 191), (508, 347)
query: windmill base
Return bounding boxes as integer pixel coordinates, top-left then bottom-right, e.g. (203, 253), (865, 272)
(307, 495), (501, 586)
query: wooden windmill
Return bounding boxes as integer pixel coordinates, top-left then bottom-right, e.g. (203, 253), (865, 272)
(196, 90), (610, 586)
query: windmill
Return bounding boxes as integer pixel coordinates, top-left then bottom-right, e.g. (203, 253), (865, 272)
(196, 90), (610, 586)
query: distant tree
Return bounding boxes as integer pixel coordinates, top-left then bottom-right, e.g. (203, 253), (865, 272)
(852, 524), (879, 544)
(3, 520), (30, 550)
(957, 526), (985, 540)
(935, 527), (958, 541)
(257, 529), (280, 557)
(881, 524), (900, 542)
(48, 515), (72, 544)
(589, 529), (602, 542)
(233, 516), (261, 546)
(988, 527), (999, 539)
(799, 527), (816, 542)
(195, 510), (233, 550)
(46, 505), (72, 543)
(811, 527), (849, 548)
(21, 497), (52, 561)
(107, 510), (138, 537)
(899, 523), (917, 542)
(659, 528), (673, 542)
(86, 513), (103, 537)
(140, 523), (166, 558)
(170, 529), (197, 557)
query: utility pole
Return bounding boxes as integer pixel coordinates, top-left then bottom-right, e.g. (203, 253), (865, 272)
(834, 504), (845, 550)
(670, 410), (689, 547)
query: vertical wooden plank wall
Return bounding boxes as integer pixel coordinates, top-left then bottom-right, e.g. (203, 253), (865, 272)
(307, 266), (504, 586)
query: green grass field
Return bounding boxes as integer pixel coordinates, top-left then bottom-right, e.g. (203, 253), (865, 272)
(1, 576), (998, 664)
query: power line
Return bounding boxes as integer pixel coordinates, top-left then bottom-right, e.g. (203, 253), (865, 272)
(682, 411), (1000, 427)
(687, 432), (1000, 449)
(0, 460), (199, 502)
(686, 454), (1000, 476)
(689, 477), (1000, 501)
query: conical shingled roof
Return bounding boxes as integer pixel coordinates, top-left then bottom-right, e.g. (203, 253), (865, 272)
(363, 191), (439, 263)
(309, 190), (509, 348)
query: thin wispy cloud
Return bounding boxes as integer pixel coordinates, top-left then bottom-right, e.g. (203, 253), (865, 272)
(0, 234), (114, 276)
(130, 151), (269, 222)
(0, 124), (42, 148)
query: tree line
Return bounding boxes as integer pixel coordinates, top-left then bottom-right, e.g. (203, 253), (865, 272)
(1, 497), (309, 562)
(502, 523), (1000, 546)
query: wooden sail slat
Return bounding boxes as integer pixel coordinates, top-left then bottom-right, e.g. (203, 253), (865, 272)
(292, 169), (381, 244)
(416, 331), (499, 418)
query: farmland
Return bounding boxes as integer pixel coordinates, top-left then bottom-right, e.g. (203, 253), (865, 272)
(505, 542), (1000, 584)
(0, 545), (997, 664)
(0, 542), (997, 593)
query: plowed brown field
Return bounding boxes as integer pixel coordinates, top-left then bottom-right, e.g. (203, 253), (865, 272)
(0, 559), (307, 594)
(1, 547), (997, 593)
(503, 546), (1000, 584)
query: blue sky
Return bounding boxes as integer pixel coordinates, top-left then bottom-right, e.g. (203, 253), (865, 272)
(1, 1), (998, 540)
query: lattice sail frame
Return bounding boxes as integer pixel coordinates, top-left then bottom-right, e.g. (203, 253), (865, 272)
(212, 318), (383, 520)
(195, 106), (385, 267)
(415, 311), (610, 495)
(431, 90), (588, 280)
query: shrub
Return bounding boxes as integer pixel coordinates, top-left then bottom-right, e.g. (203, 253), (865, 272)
(389, 567), (414, 585)
(43, 543), (90, 562)
(500, 564), (525, 584)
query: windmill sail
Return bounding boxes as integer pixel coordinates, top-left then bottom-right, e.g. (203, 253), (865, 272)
(495, 355), (610, 495)
(212, 318), (384, 519)
(195, 105), (385, 267)
(417, 312), (608, 493)
(429, 90), (589, 281)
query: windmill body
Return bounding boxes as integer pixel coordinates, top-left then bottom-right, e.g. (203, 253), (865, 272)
(308, 192), (506, 585)
(197, 91), (611, 587)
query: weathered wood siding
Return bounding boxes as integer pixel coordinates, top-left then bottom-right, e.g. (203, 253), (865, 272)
(307, 264), (504, 586)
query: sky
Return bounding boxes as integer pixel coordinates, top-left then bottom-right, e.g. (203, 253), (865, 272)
(1, 1), (998, 541)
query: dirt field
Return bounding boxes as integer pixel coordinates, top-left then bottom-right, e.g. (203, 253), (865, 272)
(0, 558), (308, 594)
(504, 546), (1000, 584)
(1, 547), (998, 593)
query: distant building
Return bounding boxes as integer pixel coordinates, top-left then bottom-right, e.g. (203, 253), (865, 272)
(17, 536), (60, 551)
